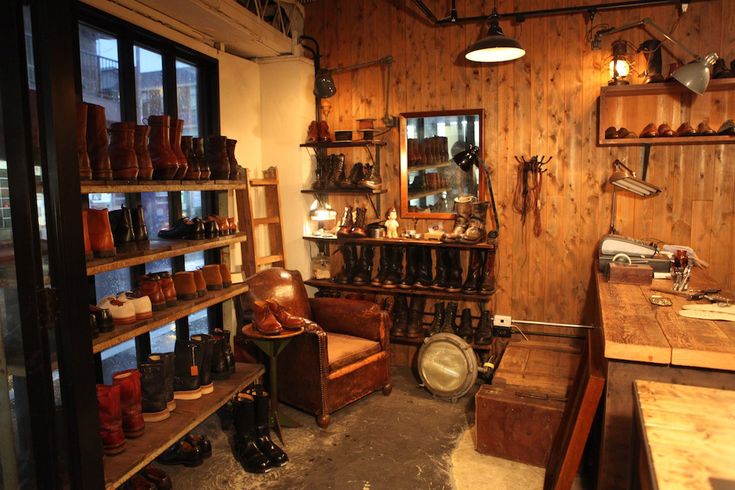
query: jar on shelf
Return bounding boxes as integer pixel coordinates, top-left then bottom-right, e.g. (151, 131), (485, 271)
(311, 252), (331, 279)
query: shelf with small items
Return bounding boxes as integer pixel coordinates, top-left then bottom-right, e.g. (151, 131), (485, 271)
(93, 283), (248, 354)
(407, 161), (452, 173)
(81, 180), (246, 194)
(305, 278), (494, 302)
(300, 140), (387, 148)
(408, 187), (450, 200)
(103, 362), (264, 490)
(302, 234), (496, 250)
(86, 233), (248, 276)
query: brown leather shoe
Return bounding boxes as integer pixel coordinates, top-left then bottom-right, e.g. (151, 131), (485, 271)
(604, 126), (618, 139)
(139, 275), (166, 311)
(640, 123), (658, 138)
(696, 121), (716, 135)
(82, 208), (93, 260)
(718, 119), (735, 135)
(252, 300), (283, 336)
(657, 123), (674, 137)
(201, 265), (223, 291)
(173, 272), (197, 301)
(155, 272), (178, 307)
(227, 217), (238, 235)
(265, 299), (307, 330)
(192, 269), (207, 297)
(218, 264), (232, 288)
(87, 208), (116, 258)
(109, 122), (139, 180)
(617, 127), (637, 138)
(675, 122), (697, 136)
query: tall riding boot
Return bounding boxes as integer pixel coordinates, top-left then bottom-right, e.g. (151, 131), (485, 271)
(474, 310), (493, 345)
(170, 118), (188, 179)
(399, 246), (419, 289)
(227, 139), (241, 180)
(191, 334), (215, 395)
(109, 122), (139, 180)
(442, 197), (475, 242)
(182, 136), (200, 180)
(353, 245), (374, 285)
(131, 205), (149, 250)
(429, 302), (445, 335)
(406, 296), (426, 338)
(233, 393), (272, 473)
(134, 125), (154, 180)
(81, 208), (93, 260)
(193, 137), (209, 179)
(96, 384), (126, 455)
(460, 201), (489, 244)
(415, 247), (433, 287)
(206, 136), (230, 180)
(148, 115), (179, 180)
(86, 103), (112, 180)
(371, 246), (390, 286)
(382, 246), (403, 288)
(462, 249), (484, 294)
(109, 206), (137, 253)
(173, 339), (202, 400)
(149, 352), (176, 411)
(440, 301), (458, 333)
(138, 359), (169, 422)
(336, 206), (354, 237)
(445, 249), (463, 292)
(431, 248), (449, 289)
(390, 294), (408, 337)
(334, 243), (357, 284)
(87, 208), (116, 258)
(77, 101), (92, 180)
(250, 386), (289, 467)
(456, 308), (474, 342)
(479, 249), (496, 294)
(350, 206), (367, 237)
(111, 369), (145, 438)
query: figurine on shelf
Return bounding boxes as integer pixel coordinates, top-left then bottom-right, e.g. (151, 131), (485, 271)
(385, 207), (399, 238)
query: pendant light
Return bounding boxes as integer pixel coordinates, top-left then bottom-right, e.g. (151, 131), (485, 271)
(465, 8), (525, 63)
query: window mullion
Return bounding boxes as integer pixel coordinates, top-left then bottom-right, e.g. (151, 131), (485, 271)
(162, 51), (177, 119)
(118, 34), (136, 123)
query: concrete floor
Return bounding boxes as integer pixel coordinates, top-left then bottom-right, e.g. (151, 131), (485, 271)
(156, 367), (584, 489)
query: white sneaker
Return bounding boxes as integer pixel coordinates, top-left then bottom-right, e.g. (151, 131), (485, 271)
(98, 296), (137, 326)
(118, 292), (153, 321)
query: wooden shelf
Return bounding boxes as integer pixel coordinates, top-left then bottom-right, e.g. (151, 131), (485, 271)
(408, 187), (450, 200)
(303, 235), (497, 250)
(300, 188), (387, 195)
(305, 278), (494, 302)
(103, 362), (264, 489)
(87, 233), (248, 275)
(300, 140), (386, 148)
(599, 134), (735, 146)
(81, 180), (246, 194)
(391, 334), (493, 351)
(93, 283), (248, 354)
(407, 161), (452, 172)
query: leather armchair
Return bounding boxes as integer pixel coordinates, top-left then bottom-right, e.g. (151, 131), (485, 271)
(235, 268), (391, 428)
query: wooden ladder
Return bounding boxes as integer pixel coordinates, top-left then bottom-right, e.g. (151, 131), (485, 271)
(237, 167), (286, 277)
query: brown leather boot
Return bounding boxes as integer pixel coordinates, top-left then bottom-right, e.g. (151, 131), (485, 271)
(226, 139), (241, 180)
(350, 206), (367, 237)
(252, 300), (283, 335)
(336, 206), (354, 237)
(147, 115), (179, 180)
(139, 275), (166, 311)
(265, 299), (307, 330)
(192, 269), (207, 297)
(77, 101), (92, 180)
(479, 249), (496, 294)
(442, 198), (474, 242)
(181, 136), (200, 180)
(460, 201), (489, 244)
(218, 264), (232, 288)
(173, 272), (197, 300)
(206, 136), (230, 180)
(154, 272), (178, 307)
(193, 138), (209, 179)
(227, 217), (237, 235)
(86, 103), (112, 181)
(170, 119), (188, 179)
(201, 265), (223, 290)
(134, 125), (154, 180)
(82, 208), (93, 260)
(87, 208), (116, 257)
(109, 122), (139, 180)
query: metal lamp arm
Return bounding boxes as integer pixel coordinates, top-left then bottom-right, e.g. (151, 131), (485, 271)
(478, 159), (501, 238)
(595, 17), (700, 59)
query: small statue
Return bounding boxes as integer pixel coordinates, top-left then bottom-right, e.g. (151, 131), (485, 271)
(385, 207), (399, 238)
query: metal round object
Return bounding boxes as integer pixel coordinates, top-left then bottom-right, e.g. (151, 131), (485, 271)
(417, 333), (478, 401)
(612, 252), (632, 265)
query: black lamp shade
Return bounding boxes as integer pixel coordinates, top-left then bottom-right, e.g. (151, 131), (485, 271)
(314, 69), (336, 98)
(452, 144), (480, 172)
(465, 12), (525, 63)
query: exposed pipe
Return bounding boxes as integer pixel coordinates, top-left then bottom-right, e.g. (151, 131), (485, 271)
(512, 319), (595, 330)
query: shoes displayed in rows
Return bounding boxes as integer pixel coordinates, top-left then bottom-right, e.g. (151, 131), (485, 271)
(78, 102), (244, 181)
(605, 119), (735, 139)
(84, 206), (148, 259)
(233, 385), (288, 473)
(390, 300), (493, 345)
(252, 298), (310, 335)
(407, 136), (449, 167)
(441, 196), (489, 244)
(157, 215), (237, 241)
(312, 153), (382, 190)
(408, 172), (450, 192)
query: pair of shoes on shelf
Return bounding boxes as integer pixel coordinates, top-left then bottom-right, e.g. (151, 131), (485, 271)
(156, 433), (212, 468)
(96, 369), (146, 455)
(96, 292), (152, 327)
(171, 332), (235, 400)
(252, 299), (309, 336)
(604, 126), (638, 139)
(389, 295), (425, 339)
(336, 205), (367, 237)
(233, 385), (288, 473)
(127, 465), (172, 489)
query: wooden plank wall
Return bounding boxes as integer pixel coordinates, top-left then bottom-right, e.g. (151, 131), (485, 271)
(303, 0), (735, 328)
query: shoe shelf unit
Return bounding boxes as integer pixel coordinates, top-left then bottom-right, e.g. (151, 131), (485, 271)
(93, 283), (248, 354)
(80, 180), (246, 194)
(303, 234), (496, 250)
(86, 233), (248, 275)
(103, 362), (264, 489)
(407, 187), (450, 200)
(390, 334), (493, 351)
(407, 161), (452, 173)
(598, 79), (735, 146)
(304, 278), (494, 302)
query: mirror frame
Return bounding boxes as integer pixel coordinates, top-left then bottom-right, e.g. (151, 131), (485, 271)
(399, 109), (485, 220)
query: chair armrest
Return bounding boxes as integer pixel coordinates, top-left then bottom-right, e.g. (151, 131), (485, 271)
(309, 298), (388, 347)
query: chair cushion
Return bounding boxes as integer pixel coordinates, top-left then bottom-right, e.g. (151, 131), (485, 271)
(327, 332), (381, 372)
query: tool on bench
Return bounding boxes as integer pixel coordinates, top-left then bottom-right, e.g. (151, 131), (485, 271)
(651, 287), (731, 304)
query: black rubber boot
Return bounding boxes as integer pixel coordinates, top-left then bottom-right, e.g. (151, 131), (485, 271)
(429, 302), (445, 335)
(414, 247), (433, 288)
(462, 249), (484, 294)
(139, 359), (168, 422)
(406, 296), (426, 338)
(334, 243), (357, 284)
(191, 334), (215, 394)
(233, 393), (272, 474)
(214, 328), (236, 375)
(382, 246), (404, 289)
(440, 302), (458, 333)
(479, 249), (496, 294)
(150, 352), (175, 411)
(456, 308), (474, 342)
(250, 386), (288, 467)
(371, 246), (390, 285)
(173, 340), (201, 400)
(390, 295), (409, 337)
(474, 310), (493, 345)
(353, 245), (374, 285)
(399, 246), (419, 289)
(431, 248), (449, 289)
(445, 249), (463, 292)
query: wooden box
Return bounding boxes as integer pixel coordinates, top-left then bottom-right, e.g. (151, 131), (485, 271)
(475, 384), (565, 467)
(606, 262), (653, 285)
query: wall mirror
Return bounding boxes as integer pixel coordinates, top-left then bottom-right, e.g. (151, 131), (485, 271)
(399, 109), (484, 219)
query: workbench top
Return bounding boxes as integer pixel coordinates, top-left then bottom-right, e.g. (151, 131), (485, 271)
(596, 270), (735, 370)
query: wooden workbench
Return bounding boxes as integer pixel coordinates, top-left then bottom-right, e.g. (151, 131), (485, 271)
(633, 380), (735, 490)
(595, 269), (735, 490)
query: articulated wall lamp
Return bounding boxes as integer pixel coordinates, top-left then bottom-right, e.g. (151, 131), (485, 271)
(452, 145), (500, 239)
(593, 18), (719, 94)
(608, 159), (661, 234)
(465, 9), (525, 63)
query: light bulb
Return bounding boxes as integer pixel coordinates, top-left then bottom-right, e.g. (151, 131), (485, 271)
(609, 58), (630, 78)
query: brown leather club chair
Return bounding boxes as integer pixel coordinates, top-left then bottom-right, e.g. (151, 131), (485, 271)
(236, 268), (392, 428)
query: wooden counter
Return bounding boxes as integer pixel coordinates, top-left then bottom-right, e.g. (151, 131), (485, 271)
(633, 380), (735, 490)
(595, 269), (735, 490)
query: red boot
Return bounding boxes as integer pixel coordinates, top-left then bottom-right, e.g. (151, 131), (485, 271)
(86, 103), (112, 181)
(109, 122), (139, 180)
(87, 208), (116, 258)
(135, 125), (154, 180)
(147, 115), (179, 180)
(112, 369), (145, 438)
(96, 384), (126, 455)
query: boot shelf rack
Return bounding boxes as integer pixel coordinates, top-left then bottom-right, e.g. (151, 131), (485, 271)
(407, 161), (452, 173)
(304, 278), (494, 302)
(80, 180), (247, 194)
(302, 234), (496, 250)
(103, 362), (264, 490)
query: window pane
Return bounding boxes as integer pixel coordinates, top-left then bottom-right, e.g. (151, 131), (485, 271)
(142, 192), (169, 238)
(134, 46), (163, 123)
(95, 269), (132, 301)
(100, 339), (136, 385)
(176, 60), (199, 136)
(151, 323), (176, 353)
(79, 24), (121, 123)
(181, 191), (202, 218)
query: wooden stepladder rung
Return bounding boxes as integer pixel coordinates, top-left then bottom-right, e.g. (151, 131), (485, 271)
(237, 167), (286, 277)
